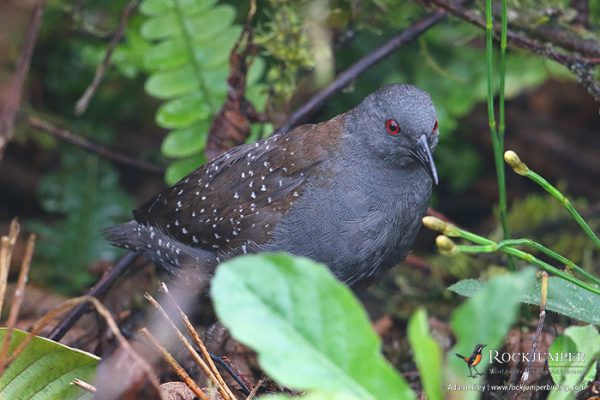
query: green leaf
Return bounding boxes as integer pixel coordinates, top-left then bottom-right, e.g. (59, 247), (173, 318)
(449, 276), (600, 325)
(0, 328), (99, 400)
(145, 65), (198, 99)
(155, 94), (212, 129)
(407, 309), (442, 400)
(140, 0), (217, 16)
(211, 253), (415, 400)
(192, 27), (242, 67)
(144, 38), (187, 71)
(448, 269), (536, 393)
(184, 6), (236, 41)
(548, 325), (599, 400)
(161, 121), (209, 158)
(165, 156), (205, 185)
(140, 12), (180, 41)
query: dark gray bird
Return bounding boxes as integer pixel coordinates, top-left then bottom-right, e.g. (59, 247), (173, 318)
(104, 84), (439, 286)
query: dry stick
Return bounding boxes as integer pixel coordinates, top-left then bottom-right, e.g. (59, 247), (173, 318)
(160, 283), (237, 400)
(28, 116), (164, 175)
(47, 251), (139, 341)
(145, 292), (235, 400)
(71, 378), (97, 394)
(5, 296), (160, 392)
(0, 219), (21, 315)
(512, 272), (549, 400)
(139, 328), (210, 400)
(6, 296), (133, 367)
(245, 377), (265, 400)
(0, 0), (46, 156)
(75, 0), (140, 115)
(0, 234), (35, 376)
(0, 239), (10, 321)
(274, 9), (448, 134)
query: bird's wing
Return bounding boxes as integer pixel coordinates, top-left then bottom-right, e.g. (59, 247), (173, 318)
(133, 116), (343, 253)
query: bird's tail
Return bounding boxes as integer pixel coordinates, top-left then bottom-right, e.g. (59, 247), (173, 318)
(102, 221), (142, 251)
(455, 353), (467, 361)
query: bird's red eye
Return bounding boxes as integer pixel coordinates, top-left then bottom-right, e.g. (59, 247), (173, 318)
(385, 119), (400, 135)
(433, 119), (438, 133)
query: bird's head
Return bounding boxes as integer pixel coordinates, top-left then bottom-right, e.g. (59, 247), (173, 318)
(346, 84), (439, 184)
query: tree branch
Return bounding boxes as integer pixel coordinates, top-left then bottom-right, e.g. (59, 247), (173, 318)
(0, 1), (46, 158)
(429, 0), (600, 101)
(274, 9), (448, 134)
(28, 115), (164, 175)
(74, 0), (140, 115)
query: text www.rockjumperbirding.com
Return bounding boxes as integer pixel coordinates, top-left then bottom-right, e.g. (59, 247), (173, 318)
(441, 383), (587, 392)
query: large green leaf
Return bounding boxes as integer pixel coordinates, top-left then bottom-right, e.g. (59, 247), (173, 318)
(407, 309), (442, 400)
(0, 328), (99, 400)
(448, 269), (536, 398)
(211, 253), (415, 400)
(548, 325), (600, 400)
(449, 275), (600, 325)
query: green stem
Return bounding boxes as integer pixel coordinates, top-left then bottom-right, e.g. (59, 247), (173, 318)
(498, 239), (600, 286)
(450, 222), (600, 295)
(456, 243), (600, 296)
(486, 0), (514, 269)
(498, 0), (510, 241)
(524, 169), (600, 251)
(502, 247), (600, 296)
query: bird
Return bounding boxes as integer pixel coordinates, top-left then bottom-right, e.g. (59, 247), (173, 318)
(104, 84), (439, 287)
(456, 344), (486, 378)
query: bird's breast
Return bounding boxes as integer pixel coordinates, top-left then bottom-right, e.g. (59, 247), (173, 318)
(265, 161), (432, 284)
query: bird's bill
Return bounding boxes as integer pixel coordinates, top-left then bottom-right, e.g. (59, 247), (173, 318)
(413, 134), (439, 185)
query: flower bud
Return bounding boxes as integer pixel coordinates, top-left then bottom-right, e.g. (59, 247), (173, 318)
(504, 150), (529, 176)
(436, 235), (458, 256)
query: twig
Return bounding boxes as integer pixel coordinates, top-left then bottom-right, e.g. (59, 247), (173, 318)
(4, 294), (153, 385)
(0, 239), (10, 320)
(274, 10), (448, 134)
(28, 116), (164, 175)
(210, 355), (252, 397)
(145, 291), (235, 400)
(75, 0), (140, 115)
(159, 283), (238, 399)
(429, 0), (600, 101)
(245, 376), (265, 400)
(520, 24), (600, 58)
(0, 219), (21, 315)
(71, 378), (97, 394)
(512, 272), (548, 400)
(0, 0), (46, 157)
(47, 251), (139, 341)
(139, 328), (210, 400)
(0, 234), (35, 376)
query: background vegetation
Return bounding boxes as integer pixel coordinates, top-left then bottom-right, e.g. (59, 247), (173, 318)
(0, 0), (599, 398)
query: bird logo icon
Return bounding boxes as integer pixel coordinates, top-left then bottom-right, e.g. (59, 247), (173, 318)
(456, 344), (486, 378)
